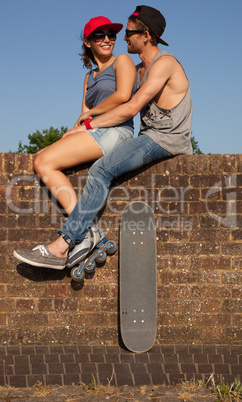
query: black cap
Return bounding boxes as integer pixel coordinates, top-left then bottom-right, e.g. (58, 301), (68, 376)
(132, 5), (168, 46)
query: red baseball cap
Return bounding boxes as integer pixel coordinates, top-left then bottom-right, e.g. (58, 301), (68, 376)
(84, 16), (123, 39)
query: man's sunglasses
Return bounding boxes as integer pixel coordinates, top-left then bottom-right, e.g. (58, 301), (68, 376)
(125, 29), (145, 38)
(89, 30), (117, 43)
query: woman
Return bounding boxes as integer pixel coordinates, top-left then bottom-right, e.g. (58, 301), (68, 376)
(34, 16), (136, 215)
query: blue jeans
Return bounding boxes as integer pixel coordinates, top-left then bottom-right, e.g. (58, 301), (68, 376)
(58, 135), (172, 248)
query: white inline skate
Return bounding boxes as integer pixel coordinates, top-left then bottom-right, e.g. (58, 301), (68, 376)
(67, 225), (117, 281)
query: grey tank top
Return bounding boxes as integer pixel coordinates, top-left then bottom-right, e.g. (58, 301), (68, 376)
(137, 51), (193, 155)
(85, 62), (134, 132)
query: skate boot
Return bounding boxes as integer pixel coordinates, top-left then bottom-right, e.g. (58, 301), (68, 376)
(67, 225), (117, 281)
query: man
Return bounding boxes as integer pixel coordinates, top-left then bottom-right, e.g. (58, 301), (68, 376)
(14, 5), (193, 269)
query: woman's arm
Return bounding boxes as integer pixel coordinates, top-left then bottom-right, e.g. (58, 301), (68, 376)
(73, 73), (91, 127)
(74, 54), (136, 126)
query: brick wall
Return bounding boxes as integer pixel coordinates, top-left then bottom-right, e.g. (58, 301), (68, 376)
(0, 153), (241, 346)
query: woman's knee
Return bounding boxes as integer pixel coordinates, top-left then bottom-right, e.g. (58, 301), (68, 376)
(33, 153), (49, 176)
(33, 154), (41, 174)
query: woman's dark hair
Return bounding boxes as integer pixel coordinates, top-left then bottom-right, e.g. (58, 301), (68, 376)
(128, 15), (159, 46)
(79, 33), (97, 70)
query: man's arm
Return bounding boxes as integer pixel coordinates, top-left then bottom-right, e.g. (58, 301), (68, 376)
(68, 56), (176, 133)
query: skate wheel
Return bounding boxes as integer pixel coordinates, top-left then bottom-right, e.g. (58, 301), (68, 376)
(85, 260), (96, 273)
(106, 241), (117, 255)
(95, 251), (107, 264)
(71, 266), (85, 281)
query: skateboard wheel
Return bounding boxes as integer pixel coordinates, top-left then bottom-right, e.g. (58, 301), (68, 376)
(106, 240), (117, 255)
(95, 251), (107, 264)
(71, 266), (85, 281)
(85, 260), (96, 272)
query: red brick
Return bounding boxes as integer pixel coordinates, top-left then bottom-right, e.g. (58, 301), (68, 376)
(222, 272), (242, 285)
(190, 256), (231, 270)
(0, 298), (15, 313)
(16, 154), (32, 172)
(194, 155), (209, 174)
(169, 230), (189, 242)
(190, 174), (223, 188)
(170, 285), (192, 298)
(159, 241), (203, 256)
(232, 314), (242, 327)
(236, 174), (242, 186)
(8, 312), (48, 327)
(0, 229), (7, 241)
(200, 327), (223, 342)
(183, 155), (196, 174)
(0, 314), (6, 326)
(6, 284), (47, 298)
(160, 269), (201, 284)
(169, 175), (190, 187)
(222, 299), (242, 313)
(0, 201), (6, 214)
(190, 228), (230, 242)
(38, 298), (76, 312)
(48, 285), (68, 298)
(201, 188), (221, 200)
(151, 173), (170, 187)
(0, 286), (6, 297)
(155, 159), (168, 174)
(237, 201), (242, 213)
(198, 215), (220, 227)
(191, 285), (231, 298)
(205, 201), (228, 216)
(232, 229), (242, 241)
(222, 243), (242, 256)
(231, 285), (242, 297)
(223, 155), (237, 173)
(209, 155), (223, 173)
(192, 313), (231, 327)
(18, 187), (35, 200)
(189, 201), (208, 214)
(166, 156), (183, 173)
(16, 299), (36, 311)
(3, 154), (16, 173)
(200, 270), (221, 284)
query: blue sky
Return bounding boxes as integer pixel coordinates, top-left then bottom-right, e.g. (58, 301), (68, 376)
(1, 0), (242, 155)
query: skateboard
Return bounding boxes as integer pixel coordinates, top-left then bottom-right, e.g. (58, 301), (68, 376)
(120, 201), (157, 353)
(70, 238), (117, 281)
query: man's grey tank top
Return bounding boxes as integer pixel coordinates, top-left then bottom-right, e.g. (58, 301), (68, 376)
(85, 62), (134, 132)
(137, 51), (193, 155)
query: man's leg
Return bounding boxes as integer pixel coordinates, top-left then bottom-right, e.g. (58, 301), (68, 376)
(59, 135), (172, 247)
(13, 136), (171, 269)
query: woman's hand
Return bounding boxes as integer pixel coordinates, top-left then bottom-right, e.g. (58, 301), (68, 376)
(62, 125), (87, 138)
(74, 112), (92, 128)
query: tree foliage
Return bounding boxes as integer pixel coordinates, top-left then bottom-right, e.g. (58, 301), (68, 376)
(16, 126), (68, 154)
(191, 135), (203, 155)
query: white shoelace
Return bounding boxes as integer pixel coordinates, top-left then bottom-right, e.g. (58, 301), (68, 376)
(32, 245), (49, 256)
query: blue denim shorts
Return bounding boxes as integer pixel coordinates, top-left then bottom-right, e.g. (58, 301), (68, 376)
(86, 126), (133, 155)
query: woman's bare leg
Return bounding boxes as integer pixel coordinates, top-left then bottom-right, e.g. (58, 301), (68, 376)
(34, 132), (103, 215)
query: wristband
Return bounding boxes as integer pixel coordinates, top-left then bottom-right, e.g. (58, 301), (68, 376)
(84, 118), (93, 130)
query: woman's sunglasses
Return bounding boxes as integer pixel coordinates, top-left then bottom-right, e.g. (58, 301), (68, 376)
(89, 30), (117, 43)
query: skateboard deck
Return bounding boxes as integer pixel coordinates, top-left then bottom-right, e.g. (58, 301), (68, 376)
(120, 201), (157, 353)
